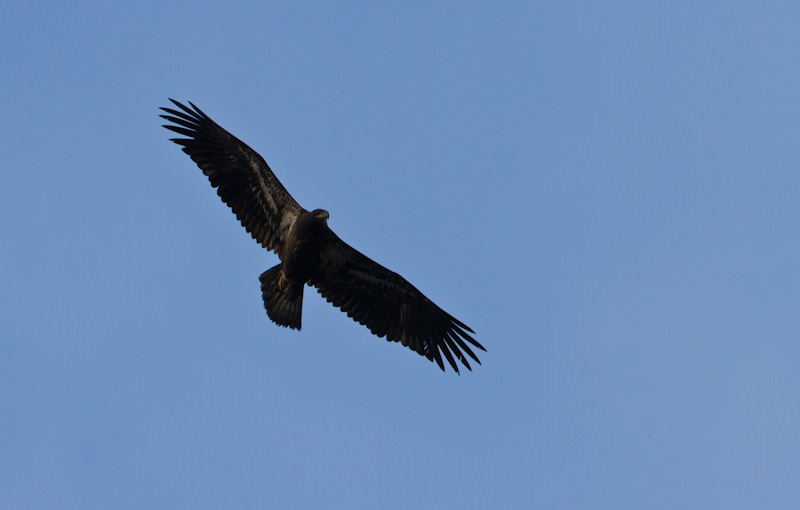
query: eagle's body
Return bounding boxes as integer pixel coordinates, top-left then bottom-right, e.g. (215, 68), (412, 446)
(161, 100), (484, 373)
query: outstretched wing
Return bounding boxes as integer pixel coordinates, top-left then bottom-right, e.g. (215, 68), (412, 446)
(160, 99), (303, 253)
(311, 235), (485, 373)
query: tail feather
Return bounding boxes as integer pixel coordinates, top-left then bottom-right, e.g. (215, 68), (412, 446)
(260, 264), (303, 330)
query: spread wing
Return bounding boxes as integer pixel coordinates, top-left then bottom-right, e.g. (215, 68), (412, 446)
(311, 235), (485, 373)
(160, 99), (303, 253)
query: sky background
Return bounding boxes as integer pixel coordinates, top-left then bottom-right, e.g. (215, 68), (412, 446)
(2, 1), (799, 508)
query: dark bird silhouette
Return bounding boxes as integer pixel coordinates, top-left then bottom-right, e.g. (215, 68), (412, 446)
(160, 100), (485, 372)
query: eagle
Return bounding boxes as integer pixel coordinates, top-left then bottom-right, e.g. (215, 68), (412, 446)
(160, 100), (485, 373)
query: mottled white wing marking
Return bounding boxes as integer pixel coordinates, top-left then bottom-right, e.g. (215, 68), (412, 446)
(279, 210), (298, 242)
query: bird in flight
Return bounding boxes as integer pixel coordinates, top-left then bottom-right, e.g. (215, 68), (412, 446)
(160, 100), (485, 373)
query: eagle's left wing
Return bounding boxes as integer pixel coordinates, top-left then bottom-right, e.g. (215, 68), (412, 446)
(160, 100), (303, 254)
(310, 235), (485, 373)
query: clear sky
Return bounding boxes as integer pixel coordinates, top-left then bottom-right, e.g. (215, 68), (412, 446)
(2, 1), (799, 508)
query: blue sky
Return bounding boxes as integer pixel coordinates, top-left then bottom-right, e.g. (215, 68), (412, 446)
(2, 1), (799, 508)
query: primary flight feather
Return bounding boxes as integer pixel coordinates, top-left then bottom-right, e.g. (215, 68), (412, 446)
(160, 100), (485, 373)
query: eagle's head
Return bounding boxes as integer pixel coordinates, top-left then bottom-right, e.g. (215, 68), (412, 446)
(308, 209), (330, 233)
(312, 209), (330, 221)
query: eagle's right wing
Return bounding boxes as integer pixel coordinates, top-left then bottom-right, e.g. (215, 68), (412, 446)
(160, 99), (303, 254)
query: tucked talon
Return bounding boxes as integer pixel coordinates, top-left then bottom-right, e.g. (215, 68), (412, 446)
(278, 272), (291, 292)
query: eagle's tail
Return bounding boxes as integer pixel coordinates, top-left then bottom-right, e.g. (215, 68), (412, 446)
(259, 264), (303, 330)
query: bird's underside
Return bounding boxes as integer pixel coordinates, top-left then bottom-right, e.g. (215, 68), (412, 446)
(161, 99), (485, 373)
